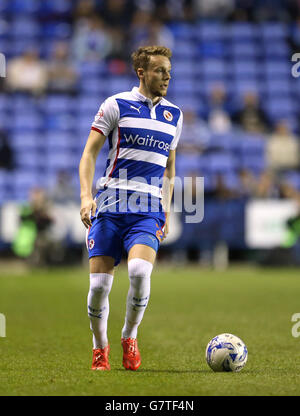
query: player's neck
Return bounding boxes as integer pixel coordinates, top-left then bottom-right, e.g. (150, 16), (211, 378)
(138, 85), (161, 106)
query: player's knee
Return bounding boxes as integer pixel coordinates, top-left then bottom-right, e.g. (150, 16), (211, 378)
(128, 258), (153, 281)
(89, 273), (113, 297)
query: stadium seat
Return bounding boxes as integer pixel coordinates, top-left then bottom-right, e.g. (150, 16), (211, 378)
(42, 95), (73, 114)
(228, 23), (257, 41)
(15, 150), (44, 170)
(176, 154), (203, 178)
(232, 61), (259, 80)
(45, 132), (78, 152)
(169, 23), (195, 40)
(172, 41), (197, 59)
(107, 77), (133, 95)
(260, 22), (288, 40)
(11, 132), (40, 150)
(207, 132), (238, 153)
(264, 61), (291, 79)
(230, 42), (259, 59)
(172, 60), (196, 78)
(239, 154), (265, 173)
(45, 150), (78, 172)
(265, 79), (293, 96)
(12, 111), (43, 131)
(206, 152), (238, 173)
(10, 18), (41, 38)
(263, 41), (290, 58)
(196, 22), (225, 41)
(3, 0), (40, 15)
(42, 22), (72, 39)
(265, 98), (297, 121)
(201, 59), (227, 80)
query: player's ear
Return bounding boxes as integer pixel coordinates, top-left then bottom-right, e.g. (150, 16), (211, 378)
(137, 67), (144, 80)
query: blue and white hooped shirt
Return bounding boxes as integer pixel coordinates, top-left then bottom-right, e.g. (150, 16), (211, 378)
(91, 86), (183, 215)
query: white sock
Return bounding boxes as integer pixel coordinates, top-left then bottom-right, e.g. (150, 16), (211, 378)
(122, 258), (153, 340)
(87, 273), (113, 349)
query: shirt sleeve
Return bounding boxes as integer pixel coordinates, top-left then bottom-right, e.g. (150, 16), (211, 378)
(170, 110), (183, 150)
(91, 96), (119, 137)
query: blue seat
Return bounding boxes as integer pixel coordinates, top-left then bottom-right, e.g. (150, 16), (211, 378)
(239, 154), (266, 173)
(196, 22), (225, 41)
(264, 61), (291, 79)
(201, 59), (226, 80)
(42, 95), (73, 114)
(238, 133), (265, 155)
(260, 23), (288, 40)
(0, 95), (11, 112)
(207, 132), (238, 153)
(10, 18), (40, 38)
(44, 113), (76, 131)
(42, 22), (71, 39)
(265, 98), (296, 121)
(0, 18), (10, 38)
(206, 152), (237, 173)
(234, 80), (259, 97)
(12, 112), (43, 131)
(4, 0), (40, 15)
(10, 39), (40, 56)
(45, 132), (78, 151)
(171, 79), (196, 95)
(169, 23), (195, 40)
(263, 42), (290, 58)
(265, 79), (293, 96)
(230, 42), (259, 59)
(79, 78), (109, 95)
(11, 132), (40, 150)
(107, 77), (133, 95)
(172, 61), (195, 78)
(176, 154), (203, 178)
(46, 150), (77, 172)
(12, 170), (43, 189)
(232, 61), (259, 79)
(228, 23), (256, 41)
(172, 41), (196, 59)
(15, 150), (43, 170)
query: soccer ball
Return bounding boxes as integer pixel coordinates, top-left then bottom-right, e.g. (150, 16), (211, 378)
(205, 333), (248, 372)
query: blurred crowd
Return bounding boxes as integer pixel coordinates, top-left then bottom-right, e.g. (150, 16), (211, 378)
(1, 0), (300, 263)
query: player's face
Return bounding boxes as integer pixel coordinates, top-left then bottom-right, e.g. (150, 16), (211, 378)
(142, 55), (172, 98)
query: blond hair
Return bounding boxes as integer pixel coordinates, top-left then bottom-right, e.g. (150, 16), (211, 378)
(131, 46), (172, 75)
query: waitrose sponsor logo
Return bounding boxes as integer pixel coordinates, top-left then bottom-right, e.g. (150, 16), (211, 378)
(124, 134), (170, 152)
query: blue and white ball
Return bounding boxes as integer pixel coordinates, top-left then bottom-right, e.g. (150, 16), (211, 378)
(205, 333), (248, 372)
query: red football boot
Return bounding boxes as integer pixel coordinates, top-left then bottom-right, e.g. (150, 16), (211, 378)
(121, 338), (141, 371)
(91, 345), (110, 371)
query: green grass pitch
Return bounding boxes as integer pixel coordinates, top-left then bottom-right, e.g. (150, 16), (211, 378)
(0, 263), (300, 396)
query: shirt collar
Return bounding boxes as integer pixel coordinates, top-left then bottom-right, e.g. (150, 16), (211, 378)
(131, 86), (162, 108)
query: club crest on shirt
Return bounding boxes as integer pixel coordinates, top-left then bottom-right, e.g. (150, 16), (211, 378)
(163, 110), (173, 122)
(88, 239), (95, 250)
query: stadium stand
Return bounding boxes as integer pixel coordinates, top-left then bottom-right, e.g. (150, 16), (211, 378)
(0, 0), (300, 259)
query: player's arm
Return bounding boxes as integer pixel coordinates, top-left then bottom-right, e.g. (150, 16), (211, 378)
(162, 149), (176, 240)
(79, 129), (106, 228)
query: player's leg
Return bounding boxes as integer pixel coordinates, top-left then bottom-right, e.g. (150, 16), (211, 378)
(121, 244), (156, 370)
(88, 255), (115, 370)
(86, 213), (123, 370)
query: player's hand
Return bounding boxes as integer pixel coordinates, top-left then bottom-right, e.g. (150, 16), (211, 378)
(162, 212), (170, 241)
(80, 196), (96, 228)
